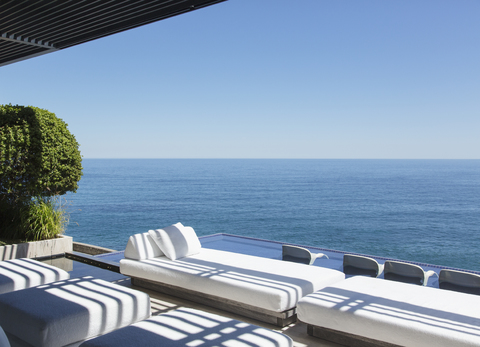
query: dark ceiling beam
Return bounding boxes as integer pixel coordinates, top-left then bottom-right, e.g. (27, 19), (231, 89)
(0, 32), (57, 49)
(0, 0), (227, 67)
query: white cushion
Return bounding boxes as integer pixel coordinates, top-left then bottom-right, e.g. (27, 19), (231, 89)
(124, 232), (164, 260)
(79, 307), (293, 347)
(148, 223), (201, 260)
(120, 248), (345, 312)
(0, 326), (10, 347)
(297, 276), (480, 347)
(0, 278), (151, 347)
(0, 258), (70, 294)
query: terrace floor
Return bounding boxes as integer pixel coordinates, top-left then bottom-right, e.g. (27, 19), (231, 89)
(41, 233), (477, 346)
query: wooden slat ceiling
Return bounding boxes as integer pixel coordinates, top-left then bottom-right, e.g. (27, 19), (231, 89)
(0, 0), (226, 67)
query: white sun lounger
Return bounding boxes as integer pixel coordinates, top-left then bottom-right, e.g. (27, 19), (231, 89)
(297, 276), (480, 347)
(0, 277), (151, 347)
(0, 258), (70, 294)
(80, 307), (293, 347)
(120, 226), (345, 326)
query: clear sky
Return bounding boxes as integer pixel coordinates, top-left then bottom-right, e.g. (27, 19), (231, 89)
(1, 0), (479, 159)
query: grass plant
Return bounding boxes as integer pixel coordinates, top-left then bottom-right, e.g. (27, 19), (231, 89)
(23, 197), (69, 241)
(0, 197), (68, 242)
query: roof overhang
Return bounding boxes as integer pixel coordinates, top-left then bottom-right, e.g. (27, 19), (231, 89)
(0, 0), (226, 67)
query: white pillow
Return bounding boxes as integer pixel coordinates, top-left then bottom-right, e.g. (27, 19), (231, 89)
(124, 232), (164, 260)
(148, 223), (201, 260)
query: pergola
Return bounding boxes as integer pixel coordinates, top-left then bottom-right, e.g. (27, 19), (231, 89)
(0, 0), (226, 67)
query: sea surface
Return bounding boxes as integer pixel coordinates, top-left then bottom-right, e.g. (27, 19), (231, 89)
(66, 159), (480, 271)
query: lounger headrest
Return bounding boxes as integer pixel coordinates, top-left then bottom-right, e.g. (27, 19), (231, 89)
(148, 222), (201, 260)
(124, 232), (164, 260)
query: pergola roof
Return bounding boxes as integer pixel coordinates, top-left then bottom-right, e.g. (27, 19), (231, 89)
(0, 0), (226, 67)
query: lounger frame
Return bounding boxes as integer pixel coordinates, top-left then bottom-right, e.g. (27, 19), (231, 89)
(131, 277), (297, 327)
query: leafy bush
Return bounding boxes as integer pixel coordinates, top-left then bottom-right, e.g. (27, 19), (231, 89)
(0, 105), (82, 241)
(0, 199), (26, 240)
(0, 105), (82, 204)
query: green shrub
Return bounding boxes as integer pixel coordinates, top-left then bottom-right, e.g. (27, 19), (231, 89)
(0, 199), (26, 240)
(0, 105), (82, 241)
(0, 105), (82, 204)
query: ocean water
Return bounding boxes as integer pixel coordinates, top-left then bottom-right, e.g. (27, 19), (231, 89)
(66, 159), (480, 271)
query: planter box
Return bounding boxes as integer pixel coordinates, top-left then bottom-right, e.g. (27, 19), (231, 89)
(0, 235), (72, 261)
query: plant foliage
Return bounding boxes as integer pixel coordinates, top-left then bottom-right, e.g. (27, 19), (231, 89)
(0, 197), (69, 241)
(0, 105), (82, 241)
(0, 105), (83, 204)
(23, 197), (70, 241)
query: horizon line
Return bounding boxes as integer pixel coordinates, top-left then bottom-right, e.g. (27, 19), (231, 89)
(80, 158), (480, 160)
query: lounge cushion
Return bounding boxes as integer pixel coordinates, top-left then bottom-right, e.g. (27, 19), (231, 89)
(148, 223), (201, 260)
(0, 277), (151, 347)
(80, 307), (293, 347)
(0, 258), (70, 294)
(124, 232), (164, 260)
(121, 248), (345, 313)
(297, 276), (480, 347)
(0, 326), (10, 347)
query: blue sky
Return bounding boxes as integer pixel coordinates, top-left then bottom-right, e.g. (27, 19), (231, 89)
(1, 0), (479, 159)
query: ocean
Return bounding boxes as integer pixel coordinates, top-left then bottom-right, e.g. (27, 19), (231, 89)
(65, 159), (480, 271)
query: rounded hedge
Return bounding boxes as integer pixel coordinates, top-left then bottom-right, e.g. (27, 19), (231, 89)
(0, 105), (83, 204)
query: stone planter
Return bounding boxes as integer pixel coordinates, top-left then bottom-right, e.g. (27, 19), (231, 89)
(0, 235), (73, 260)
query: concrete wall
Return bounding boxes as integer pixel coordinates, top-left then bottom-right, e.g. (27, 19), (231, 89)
(0, 235), (73, 260)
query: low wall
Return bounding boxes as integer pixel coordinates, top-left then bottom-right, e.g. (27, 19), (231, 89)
(0, 235), (73, 261)
(72, 242), (116, 255)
